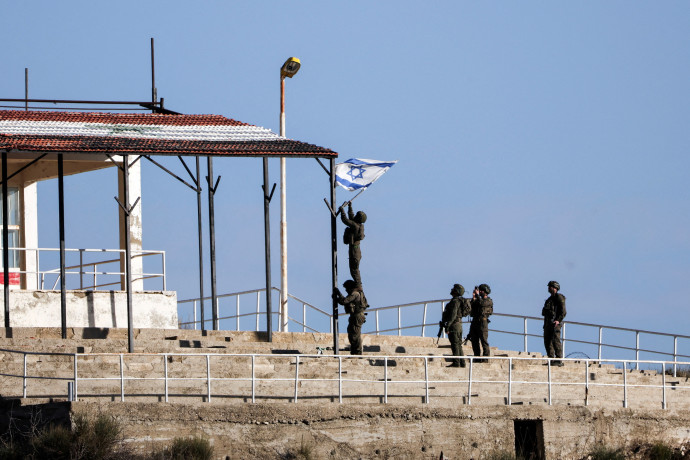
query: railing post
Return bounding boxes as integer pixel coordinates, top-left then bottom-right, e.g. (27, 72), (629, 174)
(468, 358), (473, 405)
(397, 308), (401, 336)
(206, 354), (211, 403)
(508, 357), (512, 406)
(161, 251), (167, 291)
(635, 331), (640, 370)
(585, 360), (589, 406)
(422, 303), (428, 337)
(376, 311), (380, 336)
(120, 354), (124, 402)
(73, 354), (78, 401)
(384, 356), (388, 403)
(338, 356), (343, 404)
(79, 249), (83, 290)
(23, 353), (27, 398)
(424, 357), (429, 404)
(251, 355), (256, 403)
(623, 361), (628, 408)
(561, 323), (566, 357)
(294, 356), (300, 403)
(662, 361), (667, 410)
(164, 354), (169, 403)
(598, 327), (603, 361)
(547, 361), (552, 406)
(303, 303), (307, 333)
(93, 262), (97, 291)
(673, 337), (678, 378)
(236, 295), (241, 332)
(523, 317), (528, 353)
(256, 291), (261, 332)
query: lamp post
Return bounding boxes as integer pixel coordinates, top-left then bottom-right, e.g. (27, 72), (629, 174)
(280, 57), (300, 333)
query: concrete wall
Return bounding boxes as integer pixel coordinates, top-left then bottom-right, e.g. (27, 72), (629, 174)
(54, 402), (690, 460)
(0, 290), (177, 329)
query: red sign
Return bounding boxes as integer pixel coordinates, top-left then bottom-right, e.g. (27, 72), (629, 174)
(0, 273), (20, 285)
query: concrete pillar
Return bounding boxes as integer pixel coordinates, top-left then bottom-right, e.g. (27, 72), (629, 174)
(118, 160), (143, 291)
(20, 181), (38, 290)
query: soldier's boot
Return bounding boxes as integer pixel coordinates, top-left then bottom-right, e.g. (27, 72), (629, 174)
(448, 361), (460, 368)
(459, 359), (466, 368)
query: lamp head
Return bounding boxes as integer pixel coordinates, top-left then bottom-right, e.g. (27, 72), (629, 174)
(281, 57), (301, 78)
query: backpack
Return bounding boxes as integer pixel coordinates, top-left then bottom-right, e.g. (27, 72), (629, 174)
(461, 298), (471, 317)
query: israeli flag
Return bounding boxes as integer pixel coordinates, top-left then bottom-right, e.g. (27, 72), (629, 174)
(334, 158), (398, 191)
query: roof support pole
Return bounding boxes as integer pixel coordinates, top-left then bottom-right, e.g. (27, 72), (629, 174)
(195, 157), (205, 331)
(2, 150), (10, 328)
(58, 154), (67, 339)
(263, 158), (276, 342)
(330, 158), (339, 354)
(121, 154), (135, 353)
(206, 156), (219, 330)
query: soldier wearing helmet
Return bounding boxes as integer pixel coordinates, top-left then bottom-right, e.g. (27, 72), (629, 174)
(333, 279), (368, 355)
(469, 284), (493, 362)
(441, 284), (471, 367)
(542, 280), (567, 366)
(340, 202), (367, 288)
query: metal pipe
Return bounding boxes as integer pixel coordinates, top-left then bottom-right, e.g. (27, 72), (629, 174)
(263, 157), (273, 341)
(330, 158), (339, 354)
(279, 76), (288, 333)
(24, 69), (28, 111)
(2, 151), (9, 327)
(150, 38), (157, 104)
(207, 157), (218, 330)
(58, 154), (67, 338)
(122, 155), (135, 353)
(195, 157), (205, 331)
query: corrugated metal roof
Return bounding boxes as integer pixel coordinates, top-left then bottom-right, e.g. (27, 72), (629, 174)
(0, 110), (337, 158)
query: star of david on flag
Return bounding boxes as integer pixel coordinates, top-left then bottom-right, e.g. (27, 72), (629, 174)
(334, 158), (398, 191)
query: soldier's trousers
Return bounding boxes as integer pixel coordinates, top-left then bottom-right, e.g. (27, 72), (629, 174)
(448, 328), (465, 365)
(543, 323), (563, 359)
(348, 244), (362, 287)
(348, 312), (366, 355)
(470, 319), (490, 357)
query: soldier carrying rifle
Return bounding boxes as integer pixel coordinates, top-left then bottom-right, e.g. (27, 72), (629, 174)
(438, 284), (471, 367)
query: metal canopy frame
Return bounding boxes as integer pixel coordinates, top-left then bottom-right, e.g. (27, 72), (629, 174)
(0, 102), (340, 353)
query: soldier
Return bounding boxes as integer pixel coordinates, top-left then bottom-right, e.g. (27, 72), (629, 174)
(441, 284), (471, 367)
(542, 280), (567, 366)
(333, 279), (368, 355)
(469, 284), (493, 362)
(340, 202), (366, 288)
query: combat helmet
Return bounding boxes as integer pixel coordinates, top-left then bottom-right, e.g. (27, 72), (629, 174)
(478, 283), (491, 295)
(548, 280), (560, 291)
(451, 284), (465, 297)
(355, 211), (367, 223)
(343, 280), (359, 290)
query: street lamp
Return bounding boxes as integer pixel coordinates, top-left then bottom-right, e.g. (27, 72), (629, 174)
(280, 57), (300, 332)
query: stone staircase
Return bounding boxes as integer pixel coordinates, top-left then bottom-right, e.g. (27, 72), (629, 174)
(0, 327), (687, 411)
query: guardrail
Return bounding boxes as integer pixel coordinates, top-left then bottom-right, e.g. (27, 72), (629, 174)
(178, 290), (690, 370)
(8, 247), (166, 291)
(0, 348), (687, 410)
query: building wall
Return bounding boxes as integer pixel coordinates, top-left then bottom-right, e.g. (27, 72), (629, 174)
(0, 290), (177, 329)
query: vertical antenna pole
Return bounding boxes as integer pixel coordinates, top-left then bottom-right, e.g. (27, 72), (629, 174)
(24, 69), (28, 111)
(150, 38), (157, 105)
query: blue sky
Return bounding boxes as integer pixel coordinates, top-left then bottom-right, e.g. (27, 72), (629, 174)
(3, 2), (689, 348)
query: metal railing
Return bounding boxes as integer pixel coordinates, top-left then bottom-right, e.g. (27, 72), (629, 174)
(178, 290), (689, 371)
(6, 247), (166, 291)
(178, 288), (331, 332)
(1, 347), (687, 410)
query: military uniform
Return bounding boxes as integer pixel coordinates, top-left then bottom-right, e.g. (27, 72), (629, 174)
(335, 283), (368, 355)
(542, 289), (567, 361)
(442, 290), (471, 367)
(341, 204), (365, 288)
(470, 287), (493, 360)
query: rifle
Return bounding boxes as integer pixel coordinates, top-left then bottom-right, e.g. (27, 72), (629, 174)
(436, 321), (445, 345)
(463, 330), (473, 345)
